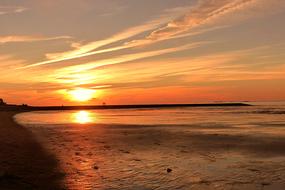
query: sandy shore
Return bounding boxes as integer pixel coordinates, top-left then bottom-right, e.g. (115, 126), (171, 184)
(2, 109), (285, 189)
(0, 111), (64, 190)
(20, 119), (285, 189)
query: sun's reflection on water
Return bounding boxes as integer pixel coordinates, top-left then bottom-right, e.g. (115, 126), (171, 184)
(72, 111), (94, 124)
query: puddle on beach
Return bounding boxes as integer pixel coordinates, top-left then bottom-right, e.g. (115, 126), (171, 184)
(15, 107), (285, 189)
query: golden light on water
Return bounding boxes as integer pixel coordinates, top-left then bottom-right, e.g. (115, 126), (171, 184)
(68, 88), (96, 102)
(73, 111), (93, 124)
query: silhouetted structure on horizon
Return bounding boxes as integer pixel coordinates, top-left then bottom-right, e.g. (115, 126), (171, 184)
(0, 98), (6, 106)
(0, 102), (251, 112)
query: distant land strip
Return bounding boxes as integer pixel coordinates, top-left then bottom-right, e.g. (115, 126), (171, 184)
(0, 103), (251, 111)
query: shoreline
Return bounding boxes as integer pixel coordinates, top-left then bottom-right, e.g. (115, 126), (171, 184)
(1, 103), (250, 112)
(0, 111), (64, 190)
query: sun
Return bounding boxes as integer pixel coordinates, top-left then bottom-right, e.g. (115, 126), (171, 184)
(68, 88), (96, 102)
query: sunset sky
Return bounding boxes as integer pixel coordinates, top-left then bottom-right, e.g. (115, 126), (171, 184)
(1, 0), (285, 106)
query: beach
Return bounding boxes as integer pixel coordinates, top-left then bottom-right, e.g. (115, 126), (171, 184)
(2, 0), (285, 189)
(0, 111), (64, 190)
(10, 106), (285, 190)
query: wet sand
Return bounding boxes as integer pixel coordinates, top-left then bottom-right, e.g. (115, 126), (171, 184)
(22, 121), (285, 189)
(3, 108), (285, 189)
(0, 112), (64, 190)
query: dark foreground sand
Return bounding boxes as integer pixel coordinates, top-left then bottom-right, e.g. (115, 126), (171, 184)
(0, 112), (64, 190)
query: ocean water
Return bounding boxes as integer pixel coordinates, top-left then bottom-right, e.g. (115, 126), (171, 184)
(15, 103), (285, 190)
(15, 103), (285, 126)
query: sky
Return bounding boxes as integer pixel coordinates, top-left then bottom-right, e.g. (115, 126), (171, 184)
(0, 0), (285, 106)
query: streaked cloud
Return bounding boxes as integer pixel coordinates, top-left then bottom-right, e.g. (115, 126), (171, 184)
(21, 0), (262, 69)
(0, 55), (28, 85)
(0, 55), (25, 69)
(0, 35), (71, 44)
(21, 6), (192, 68)
(54, 42), (206, 78)
(0, 6), (27, 15)
(69, 45), (285, 91)
(128, 0), (258, 46)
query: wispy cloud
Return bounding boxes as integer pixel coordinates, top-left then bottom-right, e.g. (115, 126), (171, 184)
(22, 19), (167, 68)
(0, 54), (27, 84)
(128, 0), (257, 46)
(0, 35), (71, 44)
(0, 55), (25, 68)
(78, 46), (285, 91)
(19, 6), (198, 68)
(53, 42), (206, 83)
(46, 18), (165, 59)
(20, 0), (261, 69)
(0, 6), (27, 15)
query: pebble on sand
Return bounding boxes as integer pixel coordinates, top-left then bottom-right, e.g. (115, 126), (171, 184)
(167, 168), (172, 173)
(261, 182), (270, 186)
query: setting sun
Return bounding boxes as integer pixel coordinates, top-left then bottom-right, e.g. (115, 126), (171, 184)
(68, 88), (96, 102)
